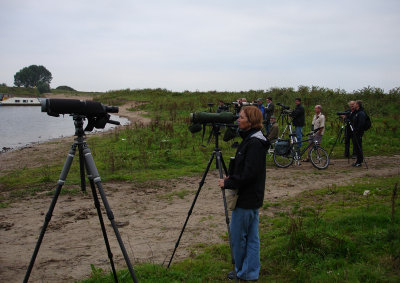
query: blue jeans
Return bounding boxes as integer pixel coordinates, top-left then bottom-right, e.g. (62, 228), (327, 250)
(295, 126), (303, 149)
(230, 207), (260, 281)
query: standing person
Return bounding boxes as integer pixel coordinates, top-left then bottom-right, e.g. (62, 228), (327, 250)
(265, 97), (275, 121)
(218, 106), (267, 281)
(257, 98), (265, 118)
(352, 100), (366, 167)
(264, 97), (275, 133)
(217, 100), (228, 113)
(290, 98), (305, 149)
(303, 105), (325, 162)
(344, 101), (356, 158)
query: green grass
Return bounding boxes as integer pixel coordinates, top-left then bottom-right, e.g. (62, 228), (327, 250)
(79, 176), (400, 282)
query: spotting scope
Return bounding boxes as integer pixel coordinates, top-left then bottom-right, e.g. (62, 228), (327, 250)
(41, 98), (120, 131)
(41, 98), (118, 117)
(190, 111), (236, 124)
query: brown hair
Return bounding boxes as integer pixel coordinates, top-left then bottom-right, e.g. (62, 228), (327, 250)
(241, 106), (263, 130)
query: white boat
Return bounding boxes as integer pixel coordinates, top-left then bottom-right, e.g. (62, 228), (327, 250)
(0, 97), (41, 106)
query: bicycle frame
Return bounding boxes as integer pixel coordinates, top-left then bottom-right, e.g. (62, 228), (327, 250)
(290, 135), (319, 164)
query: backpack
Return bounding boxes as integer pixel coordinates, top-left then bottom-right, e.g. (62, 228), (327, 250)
(363, 111), (371, 131)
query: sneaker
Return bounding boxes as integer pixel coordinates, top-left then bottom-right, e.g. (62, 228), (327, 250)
(352, 163), (362, 167)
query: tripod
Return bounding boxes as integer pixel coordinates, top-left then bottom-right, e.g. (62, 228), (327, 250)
(329, 117), (368, 169)
(24, 115), (138, 283)
(328, 117), (348, 159)
(167, 124), (238, 282)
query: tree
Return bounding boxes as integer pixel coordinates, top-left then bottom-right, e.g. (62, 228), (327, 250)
(14, 65), (52, 88)
(37, 81), (51, 94)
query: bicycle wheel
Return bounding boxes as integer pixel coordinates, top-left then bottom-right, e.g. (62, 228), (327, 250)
(273, 150), (294, 168)
(309, 146), (329, 169)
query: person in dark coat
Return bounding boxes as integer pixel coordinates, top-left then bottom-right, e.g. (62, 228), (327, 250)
(265, 97), (275, 121)
(290, 98), (305, 148)
(351, 100), (366, 167)
(218, 106), (267, 281)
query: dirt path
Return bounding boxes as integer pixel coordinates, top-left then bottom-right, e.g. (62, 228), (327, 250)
(0, 95), (399, 282)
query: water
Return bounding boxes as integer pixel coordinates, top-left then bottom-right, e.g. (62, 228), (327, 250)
(0, 106), (129, 150)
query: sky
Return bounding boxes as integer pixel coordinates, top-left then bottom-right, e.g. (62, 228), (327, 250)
(1, 0), (399, 93)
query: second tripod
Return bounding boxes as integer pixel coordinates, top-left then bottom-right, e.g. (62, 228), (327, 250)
(167, 124), (238, 282)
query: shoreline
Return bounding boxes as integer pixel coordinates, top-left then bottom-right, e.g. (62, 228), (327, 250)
(0, 94), (151, 154)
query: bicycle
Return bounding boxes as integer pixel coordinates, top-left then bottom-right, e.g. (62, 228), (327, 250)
(273, 127), (330, 169)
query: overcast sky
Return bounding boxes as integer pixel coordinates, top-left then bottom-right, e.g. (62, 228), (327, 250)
(1, 0), (399, 92)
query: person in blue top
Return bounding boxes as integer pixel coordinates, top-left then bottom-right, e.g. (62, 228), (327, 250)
(256, 98), (265, 119)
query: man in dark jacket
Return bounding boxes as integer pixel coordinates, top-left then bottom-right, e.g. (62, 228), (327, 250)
(218, 106), (267, 281)
(265, 97), (275, 121)
(351, 100), (366, 167)
(290, 98), (305, 148)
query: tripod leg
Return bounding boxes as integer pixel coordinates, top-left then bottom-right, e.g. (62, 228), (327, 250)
(328, 126), (343, 158)
(216, 152), (237, 282)
(83, 147), (139, 283)
(78, 143), (86, 192)
(24, 144), (77, 283)
(167, 151), (216, 268)
(87, 177), (119, 282)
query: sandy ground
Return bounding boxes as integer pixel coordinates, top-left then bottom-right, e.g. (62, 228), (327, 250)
(0, 95), (399, 282)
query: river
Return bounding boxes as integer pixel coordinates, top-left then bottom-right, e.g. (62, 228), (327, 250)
(0, 106), (129, 150)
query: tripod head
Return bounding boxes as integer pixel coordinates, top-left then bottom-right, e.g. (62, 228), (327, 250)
(41, 98), (120, 132)
(276, 102), (293, 126)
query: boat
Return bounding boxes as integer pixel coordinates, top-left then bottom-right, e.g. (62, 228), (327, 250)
(0, 96), (41, 106)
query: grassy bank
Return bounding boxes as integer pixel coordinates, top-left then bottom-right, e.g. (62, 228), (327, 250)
(80, 176), (400, 282)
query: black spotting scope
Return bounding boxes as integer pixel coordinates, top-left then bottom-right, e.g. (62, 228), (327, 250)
(41, 98), (120, 131)
(190, 111), (236, 124)
(276, 102), (290, 110)
(41, 98), (118, 117)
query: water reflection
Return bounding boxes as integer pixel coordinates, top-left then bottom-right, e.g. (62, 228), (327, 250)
(0, 106), (129, 150)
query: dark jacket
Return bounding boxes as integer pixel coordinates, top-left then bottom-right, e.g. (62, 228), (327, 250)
(352, 108), (366, 136)
(224, 128), (267, 209)
(265, 103), (275, 121)
(291, 104), (305, 127)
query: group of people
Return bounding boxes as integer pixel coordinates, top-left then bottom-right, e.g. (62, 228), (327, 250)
(215, 97), (369, 281)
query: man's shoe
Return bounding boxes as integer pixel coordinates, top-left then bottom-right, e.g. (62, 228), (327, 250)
(352, 163), (362, 167)
(227, 271), (236, 280)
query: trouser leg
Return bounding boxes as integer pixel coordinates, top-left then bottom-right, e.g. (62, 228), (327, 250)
(295, 127), (303, 149)
(230, 208), (260, 281)
(353, 134), (363, 164)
